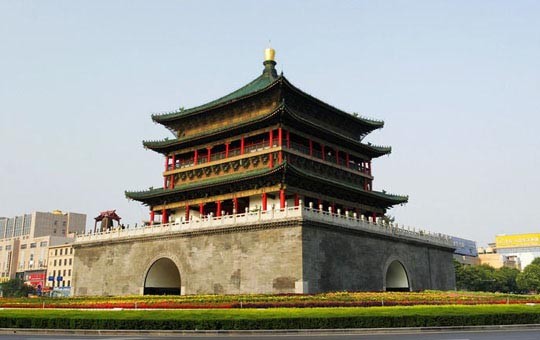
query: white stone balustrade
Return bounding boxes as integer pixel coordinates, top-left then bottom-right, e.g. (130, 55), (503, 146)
(75, 205), (453, 248)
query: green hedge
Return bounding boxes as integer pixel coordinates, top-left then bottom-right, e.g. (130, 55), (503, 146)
(1, 305), (540, 330)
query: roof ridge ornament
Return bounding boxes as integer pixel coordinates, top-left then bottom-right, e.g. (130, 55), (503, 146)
(263, 45), (278, 79)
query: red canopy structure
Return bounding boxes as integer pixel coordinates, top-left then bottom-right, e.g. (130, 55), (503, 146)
(94, 210), (122, 232)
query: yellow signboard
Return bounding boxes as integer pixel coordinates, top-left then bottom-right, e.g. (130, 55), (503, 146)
(496, 233), (540, 248)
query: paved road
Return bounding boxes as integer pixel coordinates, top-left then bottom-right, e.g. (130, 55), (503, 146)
(1, 328), (540, 339)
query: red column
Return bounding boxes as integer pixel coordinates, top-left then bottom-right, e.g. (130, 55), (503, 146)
(294, 193), (300, 207)
(169, 175), (174, 189)
(269, 129), (273, 148)
(163, 176), (167, 189)
(194, 149), (198, 165)
(372, 212), (377, 222)
(286, 130), (290, 148)
(225, 143), (229, 158)
(233, 197), (238, 213)
(278, 151), (282, 164)
(172, 154), (176, 169)
(240, 137), (245, 155)
(164, 156), (169, 171)
(199, 203), (204, 216)
(309, 140), (313, 156)
(216, 201), (222, 217)
(368, 160), (372, 175)
(345, 153), (350, 168)
(162, 209), (168, 224)
(278, 128), (282, 147)
(207, 147), (211, 163)
(185, 205), (190, 220)
(150, 210), (155, 225)
(279, 189), (286, 209)
(269, 152), (274, 168)
(262, 193), (267, 211)
(321, 145), (325, 161)
(335, 149), (340, 165)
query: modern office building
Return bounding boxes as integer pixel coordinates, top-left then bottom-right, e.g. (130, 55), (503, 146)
(493, 233), (540, 270)
(0, 211), (85, 290)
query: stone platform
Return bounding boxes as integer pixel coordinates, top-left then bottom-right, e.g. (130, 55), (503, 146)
(72, 206), (455, 296)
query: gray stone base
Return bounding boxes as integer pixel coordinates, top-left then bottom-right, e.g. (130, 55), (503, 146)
(72, 220), (455, 296)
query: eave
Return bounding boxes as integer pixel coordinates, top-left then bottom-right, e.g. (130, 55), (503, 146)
(143, 104), (391, 158)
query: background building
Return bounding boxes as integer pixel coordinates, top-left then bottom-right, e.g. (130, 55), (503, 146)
(46, 244), (74, 296)
(478, 243), (521, 269)
(494, 233), (540, 270)
(0, 211), (85, 290)
(452, 236), (479, 266)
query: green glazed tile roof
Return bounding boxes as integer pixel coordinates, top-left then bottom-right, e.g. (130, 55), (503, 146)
(287, 163), (408, 205)
(152, 69), (280, 123)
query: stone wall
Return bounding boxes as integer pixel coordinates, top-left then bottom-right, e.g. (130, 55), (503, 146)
(73, 222), (303, 296)
(73, 219), (455, 296)
(301, 221), (456, 293)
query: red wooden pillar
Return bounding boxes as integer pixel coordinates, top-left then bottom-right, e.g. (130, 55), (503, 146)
(169, 175), (174, 189)
(216, 201), (222, 217)
(269, 152), (274, 168)
(163, 176), (167, 189)
(269, 129), (273, 148)
(199, 203), (204, 216)
(321, 145), (325, 161)
(172, 154), (176, 169)
(194, 149), (198, 165)
(286, 130), (290, 148)
(185, 204), (190, 220)
(240, 137), (245, 155)
(164, 155), (169, 171)
(279, 189), (286, 209)
(225, 143), (230, 158)
(309, 140), (313, 156)
(345, 153), (350, 168)
(335, 149), (340, 165)
(162, 209), (168, 224)
(294, 193), (300, 207)
(278, 151), (282, 163)
(207, 147), (211, 163)
(262, 193), (268, 211)
(278, 127), (282, 146)
(368, 160), (372, 175)
(233, 197), (238, 213)
(150, 210), (155, 225)
(372, 212), (377, 222)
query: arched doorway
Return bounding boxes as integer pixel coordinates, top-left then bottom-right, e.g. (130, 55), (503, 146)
(385, 260), (410, 292)
(144, 258), (181, 295)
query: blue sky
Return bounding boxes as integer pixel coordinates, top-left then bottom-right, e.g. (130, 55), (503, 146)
(1, 1), (538, 246)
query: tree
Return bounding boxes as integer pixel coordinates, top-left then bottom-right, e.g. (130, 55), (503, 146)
(454, 260), (519, 293)
(493, 266), (520, 293)
(517, 262), (540, 293)
(0, 278), (36, 297)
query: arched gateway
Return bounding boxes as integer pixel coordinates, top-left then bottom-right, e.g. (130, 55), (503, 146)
(385, 260), (410, 291)
(143, 258), (181, 295)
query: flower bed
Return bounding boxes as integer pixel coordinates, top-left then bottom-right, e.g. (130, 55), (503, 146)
(0, 291), (539, 309)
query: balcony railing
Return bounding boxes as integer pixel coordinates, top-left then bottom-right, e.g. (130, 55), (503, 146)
(75, 203), (453, 248)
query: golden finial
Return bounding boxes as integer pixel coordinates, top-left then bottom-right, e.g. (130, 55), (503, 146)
(264, 41), (275, 62)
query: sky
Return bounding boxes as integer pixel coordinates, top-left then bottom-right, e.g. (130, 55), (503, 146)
(0, 1), (538, 246)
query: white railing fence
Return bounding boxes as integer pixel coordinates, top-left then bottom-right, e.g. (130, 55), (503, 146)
(75, 201), (453, 247)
